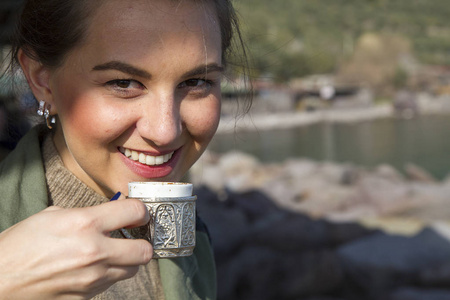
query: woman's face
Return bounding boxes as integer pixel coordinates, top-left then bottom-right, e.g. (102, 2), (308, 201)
(47, 0), (223, 197)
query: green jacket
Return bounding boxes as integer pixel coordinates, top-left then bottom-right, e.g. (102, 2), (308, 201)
(0, 126), (216, 300)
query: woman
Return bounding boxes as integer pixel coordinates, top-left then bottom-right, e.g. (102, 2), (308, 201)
(0, 0), (248, 299)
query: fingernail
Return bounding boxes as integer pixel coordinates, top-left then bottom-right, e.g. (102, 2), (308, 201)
(110, 192), (121, 201)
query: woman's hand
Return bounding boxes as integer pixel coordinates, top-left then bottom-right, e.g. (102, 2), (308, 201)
(0, 198), (153, 299)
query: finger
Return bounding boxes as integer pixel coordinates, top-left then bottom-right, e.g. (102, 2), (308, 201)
(83, 199), (150, 233)
(105, 238), (153, 266)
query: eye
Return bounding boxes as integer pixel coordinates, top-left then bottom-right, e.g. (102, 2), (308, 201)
(115, 80), (133, 88)
(105, 79), (145, 98)
(178, 79), (210, 88)
(107, 79), (142, 89)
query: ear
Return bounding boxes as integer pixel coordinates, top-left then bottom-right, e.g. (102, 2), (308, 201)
(18, 49), (57, 114)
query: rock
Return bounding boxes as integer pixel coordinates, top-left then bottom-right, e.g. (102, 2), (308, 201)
(319, 162), (347, 185)
(397, 184), (450, 222)
(355, 175), (413, 215)
(246, 212), (331, 251)
(282, 158), (318, 180)
(357, 217), (425, 236)
(217, 151), (260, 192)
(418, 261), (450, 287)
(273, 250), (344, 300)
(304, 298), (347, 300)
(337, 228), (450, 299)
(405, 163), (436, 183)
(218, 151), (259, 176)
(388, 287), (450, 300)
(341, 165), (361, 185)
(374, 164), (405, 183)
(326, 221), (379, 246)
(246, 212), (377, 252)
(430, 221), (450, 241)
(259, 175), (301, 210)
(194, 164), (226, 192)
(216, 246), (278, 300)
(224, 189), (282, 222)
(293, 185), (358, 220)
(195, 186), (251, 259)
(217, 246), (343, 300)
(325, 203), (380, 222)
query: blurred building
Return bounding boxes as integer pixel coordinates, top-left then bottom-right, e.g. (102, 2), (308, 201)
(290, 74), (373, 111)
(0, 1), (23, 47)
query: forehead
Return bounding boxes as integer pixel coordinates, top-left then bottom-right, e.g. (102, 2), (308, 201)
(93, 0), (217, 30)
(78, 0), (222, 63)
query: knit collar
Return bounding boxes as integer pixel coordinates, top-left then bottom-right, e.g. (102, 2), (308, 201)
(42, 133), (109, 208)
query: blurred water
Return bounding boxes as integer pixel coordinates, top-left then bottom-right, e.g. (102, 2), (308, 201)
(209, 115), (450, 180)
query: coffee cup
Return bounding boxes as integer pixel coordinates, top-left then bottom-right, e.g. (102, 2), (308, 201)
(123, 182), (197, 258)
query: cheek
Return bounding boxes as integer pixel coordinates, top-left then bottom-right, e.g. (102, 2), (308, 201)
(57, 91), (125, 139)
(54, 78), (100, 131)
(182, 97), (221, 142)
(62, 101), (95, 131)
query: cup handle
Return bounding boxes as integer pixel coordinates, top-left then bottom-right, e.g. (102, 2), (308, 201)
(119, 228), (134, 239)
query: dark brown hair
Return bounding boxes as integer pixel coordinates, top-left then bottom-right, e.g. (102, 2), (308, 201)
(10, 0), (101, 69)
(10, 0), (246, 69)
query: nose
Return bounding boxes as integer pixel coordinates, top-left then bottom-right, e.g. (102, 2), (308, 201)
(136, 93), (182, 147)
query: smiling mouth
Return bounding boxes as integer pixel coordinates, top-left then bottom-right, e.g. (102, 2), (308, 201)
(119, 147), (174, 166)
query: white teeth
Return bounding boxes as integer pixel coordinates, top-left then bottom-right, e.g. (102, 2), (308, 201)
(155, 156), (164, 165)
(131, 150), (139, 161)
(121, 147), (174, 166)
(146, 155), (156, 166)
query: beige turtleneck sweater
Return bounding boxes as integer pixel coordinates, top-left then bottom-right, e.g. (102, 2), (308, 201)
(42, 134), (166, 300)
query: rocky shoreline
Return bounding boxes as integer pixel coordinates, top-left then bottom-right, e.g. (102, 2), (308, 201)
(191, 150), (450, 233)
(191, 151), (450, 300)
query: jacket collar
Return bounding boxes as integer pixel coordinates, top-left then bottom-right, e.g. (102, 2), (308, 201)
(0, 126), (48, 232)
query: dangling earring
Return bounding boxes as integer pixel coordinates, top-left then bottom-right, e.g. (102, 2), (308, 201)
(37, 100), (56, 129)
(44, 106), (56, 129)
(37, 100), (45, 116)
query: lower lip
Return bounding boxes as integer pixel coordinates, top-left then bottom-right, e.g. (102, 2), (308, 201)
(119, 149), (180, 179)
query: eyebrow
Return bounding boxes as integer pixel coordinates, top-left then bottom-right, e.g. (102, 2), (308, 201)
(92, 61), (152, 79)
(182, 63), (225, 78)
(92, 61), (224, 79)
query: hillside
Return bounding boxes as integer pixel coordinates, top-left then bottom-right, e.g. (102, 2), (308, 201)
(234, 0), (450, 81)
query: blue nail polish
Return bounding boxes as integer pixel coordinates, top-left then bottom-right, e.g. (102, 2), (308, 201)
(110, 192), (121, 201)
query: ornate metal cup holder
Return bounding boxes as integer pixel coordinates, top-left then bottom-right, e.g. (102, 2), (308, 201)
(122, 196), (197, 258)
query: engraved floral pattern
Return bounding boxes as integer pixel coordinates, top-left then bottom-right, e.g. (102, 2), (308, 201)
(126, 198), (196, 258)
(154, 204), (178, 248)
(181, 203), (195, 247)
